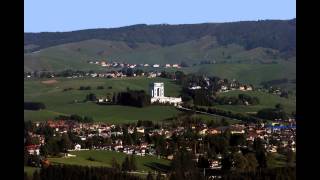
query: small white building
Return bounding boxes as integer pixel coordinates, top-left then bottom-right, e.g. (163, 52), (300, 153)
(74, 144), (81, 151)
(189, 86), (202, 90)
(153, 64), (160, 68)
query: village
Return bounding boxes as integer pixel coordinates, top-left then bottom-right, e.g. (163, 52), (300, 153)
(87, 60), (182, 69)
(25, 115), (296, 170)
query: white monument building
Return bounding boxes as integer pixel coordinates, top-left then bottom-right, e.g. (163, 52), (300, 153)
(149, 82), (182, 106)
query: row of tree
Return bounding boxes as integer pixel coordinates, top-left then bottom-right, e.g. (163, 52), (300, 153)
(182, 104), (260, 123)
(25, 164), (142, 180)
(24, 102), (46, 110)
(54, 114), (94, 123)
(215, 94), (260, 105)
(112, 89), (151, 107)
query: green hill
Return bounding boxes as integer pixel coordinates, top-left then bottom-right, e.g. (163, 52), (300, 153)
(24, 20), (296, 90)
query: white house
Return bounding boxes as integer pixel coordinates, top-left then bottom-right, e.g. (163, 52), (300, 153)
(172, 64), (180, 68)
(74, 144), (81, 151)
(153, 64), (160, 68)
(189, 86), (202, 90)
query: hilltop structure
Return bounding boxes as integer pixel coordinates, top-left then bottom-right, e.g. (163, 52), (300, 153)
(149, 82), (182, 106)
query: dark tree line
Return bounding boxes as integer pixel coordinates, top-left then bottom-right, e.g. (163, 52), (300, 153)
(221, 166), (296, 180)
(29, 165), (142, 180)
(256, 104), (288, 120)
(182, 104), (261, 123)
(54, 114), (94, 123)
(24, 102), (46, 110)
(25, 19), (295, 58)
(215, 94), (260, 105)
(113, 89), (151, 107)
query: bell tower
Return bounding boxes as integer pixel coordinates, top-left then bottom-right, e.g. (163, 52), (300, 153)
(150, 82), (164, 98)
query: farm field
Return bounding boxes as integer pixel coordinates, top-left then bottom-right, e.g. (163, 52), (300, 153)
(215, 90), (296, 114)
(48, 150), (170, 172)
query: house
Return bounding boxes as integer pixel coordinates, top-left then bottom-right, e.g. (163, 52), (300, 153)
(230, 125), (245, 134)
(153, 64), (160, 68)
(91, 73), (98, 78)
(220, 85), (228, 92)
(144, 64), (149, 67)
(136, 127), (145, 133)
(199, 128), (208, 135)
(165, 64), (171, 68)
(74, 144), (81, 151)
(207, 128), (221, 135)
(246, 86), (253, 91)
(210, 160), (221, 169)
(189, 86), (202, 90)
(172, 64), (180, 68)
(239, 86), (245, 91)
(26, 145), (40, 155)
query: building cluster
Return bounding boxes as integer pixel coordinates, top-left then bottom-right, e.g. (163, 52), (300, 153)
(88, 60), (181, 69)
(25, 117), (295, 171)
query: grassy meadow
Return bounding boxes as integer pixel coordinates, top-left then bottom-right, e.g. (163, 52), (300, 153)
(49, 150), (170, 172)
(216, 90), (296, 114)
(24, 77), (183, 123)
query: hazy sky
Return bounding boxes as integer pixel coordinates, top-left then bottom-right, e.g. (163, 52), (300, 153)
(24, 0), (296, 32)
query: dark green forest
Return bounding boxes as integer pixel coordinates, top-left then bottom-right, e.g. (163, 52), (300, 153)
(25, 19), (295, 57)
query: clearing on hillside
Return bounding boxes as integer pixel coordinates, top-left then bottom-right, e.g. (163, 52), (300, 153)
(41, 79), (58, 84)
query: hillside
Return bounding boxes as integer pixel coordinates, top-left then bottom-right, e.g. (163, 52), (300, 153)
(25, 19), (296, 55)
(24, 19), (296, 90)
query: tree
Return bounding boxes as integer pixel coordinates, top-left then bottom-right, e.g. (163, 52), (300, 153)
(40, 145), (48, 157)
(146, 172), (154, 180)
(24, 172), (29, 180)
(59, 134), (72, 154)
(122, 156), (130, 171)
(275, 103), (284, 110)
(32, 170), (40, 180)
(129, 155), (137, 171)
(221, 154), (233, 171)
(244, 153), (258, 172)
(286, 150), (295, 167)
(197, 156), (210, 169)
(111, 157), (121, 171)
(156, 171), (163, 180)
(233, 153), (248, 171)
(86, 93), (97, 101)
(97, 86), (104, 90)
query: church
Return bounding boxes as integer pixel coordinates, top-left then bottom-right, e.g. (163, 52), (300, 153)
(149, 82), (182, 106)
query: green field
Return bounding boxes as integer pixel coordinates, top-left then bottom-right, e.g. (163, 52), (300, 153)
(24, 77), (184, 123)
(216, 90), (296, 114)
(267, 153), (290, 168)
(24, 76), (295, 123)
(49, 150), (170, 172)
(24, 166), (39, 178)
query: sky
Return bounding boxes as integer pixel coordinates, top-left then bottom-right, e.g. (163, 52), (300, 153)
(24, 0), (296, 32)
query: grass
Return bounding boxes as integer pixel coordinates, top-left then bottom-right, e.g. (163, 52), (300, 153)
(24, 166), (39, 178)
(215, 90), (296, 114)
(48, 150), (170, 172)
(24, 77), (184, 123)
(267, 153), (288, 168)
